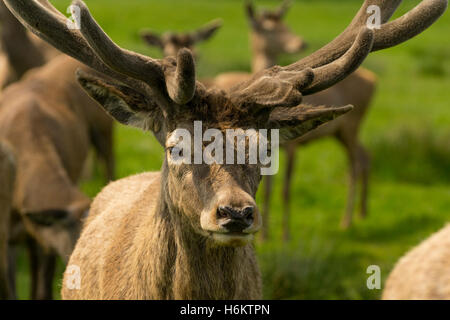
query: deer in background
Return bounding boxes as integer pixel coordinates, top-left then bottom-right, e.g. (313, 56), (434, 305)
(0, 55), (103, 300)
(0, 2), (116, 299)
(141, 19), (222, 59)
(5, 0), (445, 299)
(249, 1), (377, 237)
(383, 224), (450, 299)
(0, 0), (59, 89)
(0, 1), (115, 181)
(213, 1), (377, 239)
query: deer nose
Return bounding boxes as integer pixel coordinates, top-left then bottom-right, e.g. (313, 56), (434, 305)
(217, 206), (255, 233)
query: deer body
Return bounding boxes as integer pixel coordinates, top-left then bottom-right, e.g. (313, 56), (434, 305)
(0, 55), (111, 299)
(383, 225), (450, 299)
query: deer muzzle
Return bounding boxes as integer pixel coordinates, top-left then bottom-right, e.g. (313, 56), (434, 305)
(200, 193), (261, 246)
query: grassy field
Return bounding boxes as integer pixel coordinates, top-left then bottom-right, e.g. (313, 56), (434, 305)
(14, 0), (450, 299)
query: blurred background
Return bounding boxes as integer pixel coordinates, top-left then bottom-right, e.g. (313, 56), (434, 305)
(13, 0), (450, 299)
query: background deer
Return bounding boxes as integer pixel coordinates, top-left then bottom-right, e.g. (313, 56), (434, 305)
(0, 1), (115, 181)
(248, 0), (377, 238)
(383, 224), (450, 299)
(0, 54), (104, 299)
(5, 0), (445, 299)
(0, 1), (59, 89)
(0, 1), (117, 299)
(211, 1), (377, 239)
(141, 19), (222, 59)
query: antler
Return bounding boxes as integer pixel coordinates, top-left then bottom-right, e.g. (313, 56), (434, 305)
(288, 0), (448, 70)
(3, 0), (197, 106)
(232, 0), (448, 108)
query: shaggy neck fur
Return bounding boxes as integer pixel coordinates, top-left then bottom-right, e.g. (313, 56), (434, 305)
(133, 163), (261, 299)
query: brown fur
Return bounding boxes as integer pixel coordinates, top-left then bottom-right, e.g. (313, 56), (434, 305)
(63, 172), (261, 299)
(383, 225), (450, 300)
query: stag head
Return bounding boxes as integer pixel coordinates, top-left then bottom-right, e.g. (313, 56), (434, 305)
(246, 0), (308, 57)
(4, 0), (447, 246)
(140, 19), (222, 58)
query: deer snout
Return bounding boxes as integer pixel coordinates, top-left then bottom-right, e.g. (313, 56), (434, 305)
(217, 206), (255, 233)
(200, 191), (262, 245)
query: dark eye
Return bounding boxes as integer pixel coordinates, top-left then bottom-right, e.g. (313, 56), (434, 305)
(167, 147), (183, 157)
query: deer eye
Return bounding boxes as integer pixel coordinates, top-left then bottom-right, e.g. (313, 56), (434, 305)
(167, 146), (184, 158)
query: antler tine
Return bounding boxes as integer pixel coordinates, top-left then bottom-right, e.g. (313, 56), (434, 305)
(74, 0), (196, 105)
(36, 0), (67, 16)
(285, 0), (447, 72)
(303, 28), (374, 95)
(3, 0), (146, 93)
(372, 0), (448, 51)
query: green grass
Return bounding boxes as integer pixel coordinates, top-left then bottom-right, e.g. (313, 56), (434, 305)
(14, 0), (450, 299)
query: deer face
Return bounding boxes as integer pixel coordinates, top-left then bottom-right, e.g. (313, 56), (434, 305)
(247, 1), (307, 56)
(78, 63), (353, 247)
(141, 19), (222, 59)
(20, 0), (440, 248)
(164, 121), (265, 247)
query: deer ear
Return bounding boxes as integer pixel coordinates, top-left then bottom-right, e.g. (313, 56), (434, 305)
(191, 19), (222, 43)
(245, 0), (257, 22)
(76, 69), (162, 132)
(140, 30), (164, 48)
(268, 104), (353, 143)
(276, 0), (292, 19)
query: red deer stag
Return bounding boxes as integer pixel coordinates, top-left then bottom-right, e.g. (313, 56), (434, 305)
(5, 0), (446, 299)
(141, 19), (222, 59)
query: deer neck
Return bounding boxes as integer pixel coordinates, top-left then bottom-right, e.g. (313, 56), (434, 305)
(143, 162), (261, 299)
(250, 33), (277, 73)
(251, 51), (277, 73)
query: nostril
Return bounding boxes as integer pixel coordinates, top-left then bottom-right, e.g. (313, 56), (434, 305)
(242, 206), (254, 220)
(217, 206), (231, 219)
